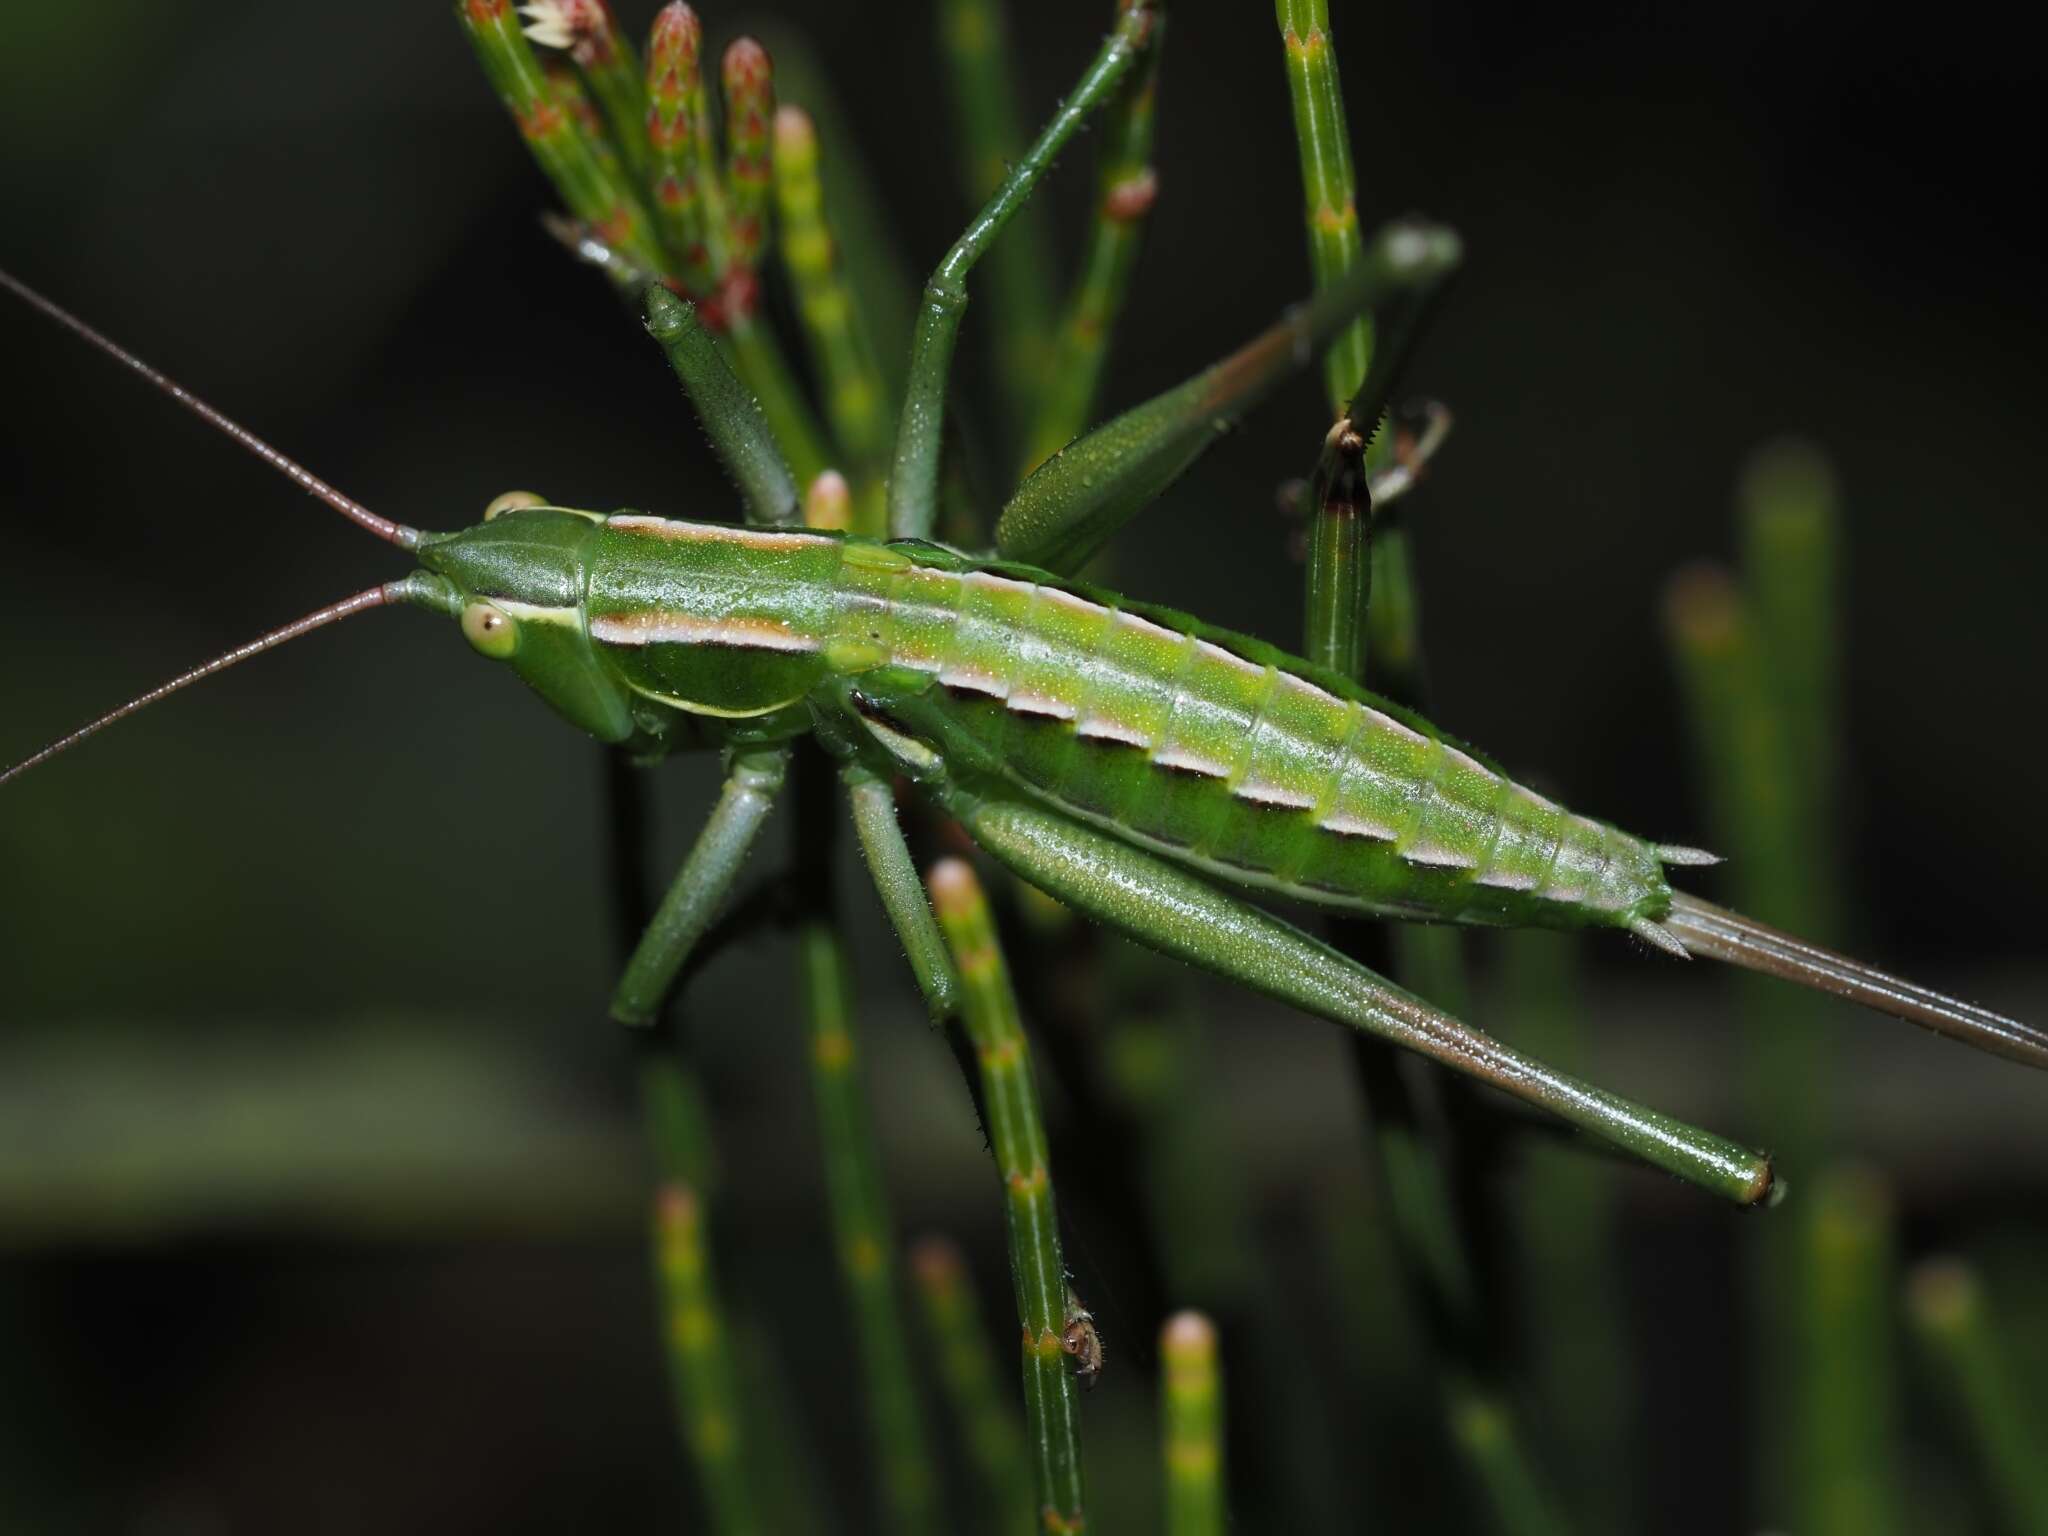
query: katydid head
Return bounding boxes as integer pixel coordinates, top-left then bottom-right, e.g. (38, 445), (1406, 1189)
(0, 268), (644, 788)
(411, 499), (639, 743)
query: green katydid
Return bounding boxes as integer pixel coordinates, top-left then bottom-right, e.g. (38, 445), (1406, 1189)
(3, 0), (2043, 1219)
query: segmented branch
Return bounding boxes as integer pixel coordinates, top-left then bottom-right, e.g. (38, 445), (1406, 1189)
(927, 860), (1088, 1534)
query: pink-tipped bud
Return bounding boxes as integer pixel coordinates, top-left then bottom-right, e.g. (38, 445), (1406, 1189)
(803, 470), (853, 532)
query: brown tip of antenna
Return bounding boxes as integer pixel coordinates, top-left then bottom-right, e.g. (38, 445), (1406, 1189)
(0, 585), (400, 790)
(0, 266), (421, 550)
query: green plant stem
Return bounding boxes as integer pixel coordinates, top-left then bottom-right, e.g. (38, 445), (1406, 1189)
(643, 2), (722, 291)
(719, 39), (775, 274)
(1794, 1167), (1900, 1536)
(1446, 1381), (1569, 1536)
(1661, 563), (1834, 1154)
(1908, 1258), (2048, 1535)
(774, 105), (894, 514)
(643, 285), (799, 527)
(1022, 4), (1167, 474)
(927, 859), (1087, 1534)
(1275, 0), (1372, 412)
(799, 925), (944, 1536)
(937, 0), (1059, 434)
(1498, 930), (1630, 1534)
(651, 1164), (761, 1536)
(543, 59), (626, 184)
(890, 1), (1161, 542)
(456, 0), (667, 281)
(564, 1), (653, 187)
(910, 1236), (1036, 1536)
(1737, 437), (1844, 942)
(1161, 1311), (1225, 1536)
(759, 29), (917, 405)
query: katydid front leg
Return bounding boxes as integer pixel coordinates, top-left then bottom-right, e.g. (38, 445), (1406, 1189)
(613, 746), (790, 1026)
(939, 784), (1778, 1206)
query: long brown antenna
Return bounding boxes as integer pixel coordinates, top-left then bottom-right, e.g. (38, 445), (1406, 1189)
(0, 267), (421, 550)
(0, 585), (400, 788)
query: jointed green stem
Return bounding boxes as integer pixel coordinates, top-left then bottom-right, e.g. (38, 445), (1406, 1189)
(775, 106), (895, 518)
(1274, 0), (1371, 415)
(1907, 1258), (2048, 1533)
(644, 285), (799, 526)
(1160, 1311), (1225, 1536)
(799, 926), (945, 1536)
(720, 40), (776, 274)
(1022, 3), (1167, 475)
(927, 860), (1088, 1534)
(457, 0), (667, 281)
(1446, 1381), (1570, 1536)
(1793, 1168), (1900, 1536)
(998, 219), (1460, 575)
(937, 0), (1059, 434)
(561, 0), (653, 188)
(909, 1236), (1036, 1536)
(544, 59), (627, 184)
(652, 1170), (762, 1536)
(644, 2), (722, 292)
(1500, 931), (1631, 1533)
(1736, 438), (1843, 941)
(844, 767), (959, 1022)
(1301, 234), (1459, 681)
(890, 1), (1161, 542)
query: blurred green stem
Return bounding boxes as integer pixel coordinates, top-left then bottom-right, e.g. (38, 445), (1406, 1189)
(799, 924), (944, 1536)
(928, 859), (1087, 1535)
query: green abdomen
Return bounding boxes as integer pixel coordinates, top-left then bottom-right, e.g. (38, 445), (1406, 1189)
(841, 552), (1670, 932)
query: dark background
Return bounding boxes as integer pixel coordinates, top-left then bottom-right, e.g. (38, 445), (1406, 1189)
(2, 2), (2043, 1531)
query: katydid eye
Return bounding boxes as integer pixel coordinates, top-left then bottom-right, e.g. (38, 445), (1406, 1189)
(461, 600), (519, 659)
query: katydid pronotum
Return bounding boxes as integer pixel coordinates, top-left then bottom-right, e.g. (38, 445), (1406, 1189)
(3, 0), (2044, 1219)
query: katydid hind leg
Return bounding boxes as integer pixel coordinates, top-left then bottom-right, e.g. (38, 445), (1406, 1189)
(994, 219), (1462, 577)
(612, 747), (791, 1026)
(943, 786), (1776, 1205)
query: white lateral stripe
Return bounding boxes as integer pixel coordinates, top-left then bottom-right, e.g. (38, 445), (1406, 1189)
(1476, 868), (1540, 891)
(1151, 744), (1231, 779)
(1319, 811), (1399, 842)
(1402, 842), (1479, 870)
(607, 514), (830, 553)
(1076, 715), (1151, 747)
(1007, 689), (1078, 721)
(591, 611), (819, 652)
(937, 665), (1007, 698)
(1234, 778), (1317, 811)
